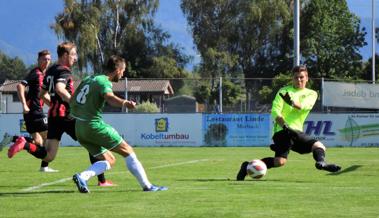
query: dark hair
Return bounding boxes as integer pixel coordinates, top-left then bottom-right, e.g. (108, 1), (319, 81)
(38, 50), (50, 58)
(105, 55), (126, 73)
(292, 65), (308, 74)
(57, 42), (76, 57)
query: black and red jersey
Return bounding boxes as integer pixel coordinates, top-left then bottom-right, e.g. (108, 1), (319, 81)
(42, 64), (74, 118)
(21, 67), (45, 115)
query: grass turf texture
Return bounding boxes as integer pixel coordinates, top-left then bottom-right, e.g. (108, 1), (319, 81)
(0, 147), (378, 218)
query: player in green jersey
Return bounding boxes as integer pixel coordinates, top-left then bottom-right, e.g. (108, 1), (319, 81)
(237, 65), (341, 180)
(70, 55), (167, 193)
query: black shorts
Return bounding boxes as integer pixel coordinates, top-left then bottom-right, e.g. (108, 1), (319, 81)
(47, 117), (77, 141)
(23, 113), (48, 134)
(271, 129), (318, 159)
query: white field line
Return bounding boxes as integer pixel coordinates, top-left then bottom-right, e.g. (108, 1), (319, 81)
(20, 159), (209, 192)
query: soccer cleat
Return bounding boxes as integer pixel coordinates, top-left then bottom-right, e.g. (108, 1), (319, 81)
(73, 173), (90, 193)
(39, 167), (59, 173)
(143, 184), (168, 192)
(236, 161), (249, 181)
(0, 133), (13, 151)
(98, 180), (116, 187)
(7, 136), (26, 158)
(315, 161), (341, 173)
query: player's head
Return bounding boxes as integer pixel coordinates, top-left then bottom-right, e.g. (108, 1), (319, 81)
(292, 65), (308, 89)
(57, 42), (77, 67)
(37, 49), (51, 71)
(105, 55), (126, 82)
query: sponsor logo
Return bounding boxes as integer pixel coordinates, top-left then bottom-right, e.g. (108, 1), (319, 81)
(155, 117), (168, 132)
(140, 117), (189, 140)
(20, 119), (27, 133)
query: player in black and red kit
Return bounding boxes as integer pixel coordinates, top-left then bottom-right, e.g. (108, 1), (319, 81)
(8, 42), (114, 186)
(0, 50), (58, 172)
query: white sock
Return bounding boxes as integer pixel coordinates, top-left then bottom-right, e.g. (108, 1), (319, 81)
(80, 160), (111, 181)
(125, 153), (152, 189)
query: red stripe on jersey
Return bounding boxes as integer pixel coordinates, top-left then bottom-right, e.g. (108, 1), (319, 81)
(37, 69), (44, 107)
(58, 104), (67, 117)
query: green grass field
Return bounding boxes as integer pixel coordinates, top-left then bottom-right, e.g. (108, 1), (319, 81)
(0, 147), (378, 218)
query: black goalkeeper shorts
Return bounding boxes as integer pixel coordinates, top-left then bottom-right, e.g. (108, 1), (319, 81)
(271, 129), (318, 159)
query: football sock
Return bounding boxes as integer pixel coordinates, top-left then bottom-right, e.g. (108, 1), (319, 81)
(11, 136), (17, 143)
(80, 160), (111, 181)
(312, 148), (325, 162)
(125, 153), (152, 189)
(24, 136), (34, 143)
(40, 161), (49, 168)
(261, 157), (275, 169)
(89, 154), (106, 183)
(23, 142), (47, 159)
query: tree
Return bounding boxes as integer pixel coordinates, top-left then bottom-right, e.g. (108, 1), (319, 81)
(300, 0), (366, 79)
(0, 51), (27, 83)
(52, 0), (190, 81)
(182, 0), (290, 110)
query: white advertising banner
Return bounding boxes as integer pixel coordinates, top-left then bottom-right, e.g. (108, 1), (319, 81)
(323, 81), (379, 109)
(306, 113), (379, 146)
(104, 113), (203, 147)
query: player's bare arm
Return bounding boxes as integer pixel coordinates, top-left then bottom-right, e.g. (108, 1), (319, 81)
(104, 92), (136, 109)
(39, 88), (51, 106)
(16, 83), (30, 113)
(55, 82), (71, 103)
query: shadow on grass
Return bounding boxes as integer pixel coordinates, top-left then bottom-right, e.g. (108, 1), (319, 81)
(327, 164), (362, 176)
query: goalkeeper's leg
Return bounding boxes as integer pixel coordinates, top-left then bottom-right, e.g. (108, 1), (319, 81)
(312, 142), (341, 173)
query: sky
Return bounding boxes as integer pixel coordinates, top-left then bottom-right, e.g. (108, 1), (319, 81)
(0, 0), (378, 69)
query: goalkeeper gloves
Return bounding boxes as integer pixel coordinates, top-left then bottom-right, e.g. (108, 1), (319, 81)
(279, 92), (294, 106)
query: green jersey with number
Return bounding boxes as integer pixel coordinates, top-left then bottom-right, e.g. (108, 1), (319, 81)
(70, 75), (113, 121)
(271, 85), (318, 133)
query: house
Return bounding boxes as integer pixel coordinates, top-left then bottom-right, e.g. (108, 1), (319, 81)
(164, 95), (199, 113)
(0, 79), (174, 113)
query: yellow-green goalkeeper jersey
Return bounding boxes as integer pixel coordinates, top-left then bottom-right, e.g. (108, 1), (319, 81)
(271, 85), (317, 133)
(70, 75), (113, 121)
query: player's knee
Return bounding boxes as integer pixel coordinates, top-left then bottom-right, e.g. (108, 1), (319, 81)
(274, 157), (287, 167)
(312, 141), (326, 151)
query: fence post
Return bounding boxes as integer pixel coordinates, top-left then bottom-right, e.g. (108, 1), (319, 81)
(321, 77), (324, 112)
(219, 76), (222, 113)
(124, 77), (128, 113)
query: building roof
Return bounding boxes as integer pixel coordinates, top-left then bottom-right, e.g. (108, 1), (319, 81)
(0, 79), (174, 95)
(0, 80), (19, 92)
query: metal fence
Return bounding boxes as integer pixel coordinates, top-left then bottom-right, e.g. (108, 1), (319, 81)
(162, 77), (379, 114)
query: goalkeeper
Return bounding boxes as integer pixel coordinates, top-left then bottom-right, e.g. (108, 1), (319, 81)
(237, 65), (341, 180)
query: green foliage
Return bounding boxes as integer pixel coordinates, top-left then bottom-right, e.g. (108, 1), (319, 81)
(182, 0), (367, 84)
(214, 79), (244, 105)
(0, 51), (27, 83)
(134, 101), (160, 113)
(193, 84), (211, 104)
(301, 0), (366, 79)
(53, 0), (190, 79)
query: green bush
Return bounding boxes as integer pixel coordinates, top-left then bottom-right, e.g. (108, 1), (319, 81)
(134, 101), (160, 113)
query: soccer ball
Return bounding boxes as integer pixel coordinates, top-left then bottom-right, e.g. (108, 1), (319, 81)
(246, 159), (267, 179)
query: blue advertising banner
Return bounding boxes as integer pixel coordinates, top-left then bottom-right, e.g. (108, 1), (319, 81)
(202, 114), (271, 146)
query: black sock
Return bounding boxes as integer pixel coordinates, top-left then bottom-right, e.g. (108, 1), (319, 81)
(89, 153), (106, 183)
(40, 161), (49, 168)
(12, 136), (18, 143)
(312, 148), (325, 162)
(24, 136), (34, 143)
(261, 157), (275, 169)
(24, 143), (47, 159)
